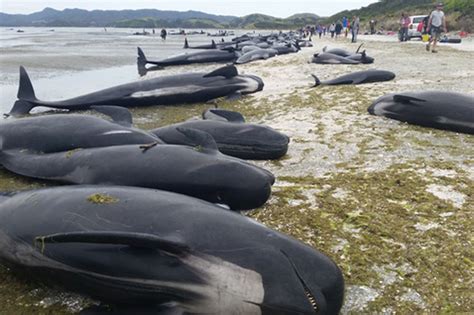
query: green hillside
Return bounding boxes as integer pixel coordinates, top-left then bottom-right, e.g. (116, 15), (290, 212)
(322, 0), (473, 32)
(113, 13), (320, 30)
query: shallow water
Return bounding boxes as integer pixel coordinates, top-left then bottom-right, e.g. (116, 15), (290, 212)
(0, 27), (256, 113)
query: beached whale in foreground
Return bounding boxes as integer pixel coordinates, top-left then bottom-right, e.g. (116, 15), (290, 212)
(0, 107), (160, 155)
(0, 128), (274, 210)
(0, 185), (344, 314)
(368, 91), (474, 134)
(8, 65), (263, 116)
(151, 109), (290, 160)
(312, 70), (395, 87)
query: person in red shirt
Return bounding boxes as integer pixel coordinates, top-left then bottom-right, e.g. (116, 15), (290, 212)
(399, 13), (410, 41)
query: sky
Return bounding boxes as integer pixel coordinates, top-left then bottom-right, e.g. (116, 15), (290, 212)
(0, 0), (379, 17)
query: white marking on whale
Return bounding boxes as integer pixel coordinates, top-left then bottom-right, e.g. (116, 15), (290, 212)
(130, 86), (206, 98)
(100, 130), (134, 135)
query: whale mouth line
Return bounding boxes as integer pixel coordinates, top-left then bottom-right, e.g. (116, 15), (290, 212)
(280, 250), (319, 313)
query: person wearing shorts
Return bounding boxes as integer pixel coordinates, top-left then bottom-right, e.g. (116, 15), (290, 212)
(426, 3), (447, 53)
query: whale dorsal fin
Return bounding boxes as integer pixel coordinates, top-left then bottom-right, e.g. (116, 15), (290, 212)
(35, 231), (189, 256)
(176, 127), (218, 152)
(203, 65), (238, 79)
(184, 38), (189, 49)
(91, 105), (133, 127)
(211, 40), (216, 49)
(393, 94), (427, 104)
(203, 109), (245, 123)
(137, 47), (148, 66)
(17, 66), (37, 101)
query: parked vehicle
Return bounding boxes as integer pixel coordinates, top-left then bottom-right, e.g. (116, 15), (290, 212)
(407, 15), (428, 39)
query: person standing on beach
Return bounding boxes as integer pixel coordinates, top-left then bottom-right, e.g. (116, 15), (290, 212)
(399, 13), (410, 41)
(317, 24), (323, 39)
(351, 16), (360, 43)
(335, 21), (343, 39)
(329, 23), (336, 38)
(426, 3), (447, 53)
(160, 28), (167, 40)
(342, 16), (348, 37)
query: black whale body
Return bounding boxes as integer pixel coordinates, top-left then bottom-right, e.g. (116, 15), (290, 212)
(0, 111), (160, 155)
(368, 91), (474, 134)
(137, 46), (238, 68)
(0, 185), (344, 314)
(0, 129), (274, 210)
(312, 70), (395, 87)
(150, 109), (290, 160)
(8, 65), (263, 116)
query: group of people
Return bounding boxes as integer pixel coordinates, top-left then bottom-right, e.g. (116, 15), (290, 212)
(302, 16), (361, 43)
(327, 16), (361, 42)
(399, 3), (447, 53)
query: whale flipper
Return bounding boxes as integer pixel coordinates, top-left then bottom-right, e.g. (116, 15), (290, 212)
(91, 105), (133, 127)
(393, 94), (427, 104)
(203, 109), (245, 123)
(203, 65), (238, 79)
(351, 73), (369, 84)
(176, 127), (218, 152)
(226, 91), (241, 101)
(35, 231), (189, 256)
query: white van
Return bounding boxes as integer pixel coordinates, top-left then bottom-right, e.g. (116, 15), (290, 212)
(408, 15), (428, 39)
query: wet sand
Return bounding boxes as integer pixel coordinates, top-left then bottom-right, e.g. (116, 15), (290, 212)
(0, 28), (473, 313)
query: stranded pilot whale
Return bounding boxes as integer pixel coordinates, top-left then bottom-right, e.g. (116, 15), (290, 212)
(368, 91), (474, 134)
(8, 65), (264, 116)
(311, 70), (395, 87)
(0, 185), (344, 314)
(0, 107), (160, 155)
(151, 109), (290, 160)
(137, 46), (238, 69)
(0, 128), (274, 210)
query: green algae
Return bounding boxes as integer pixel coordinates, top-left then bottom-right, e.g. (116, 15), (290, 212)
(86, 193), (119, 204)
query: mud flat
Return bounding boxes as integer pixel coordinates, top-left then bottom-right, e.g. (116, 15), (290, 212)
(0, 31), (473, 313)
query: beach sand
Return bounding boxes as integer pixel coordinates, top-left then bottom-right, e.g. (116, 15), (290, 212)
(0, 32), (473, 313)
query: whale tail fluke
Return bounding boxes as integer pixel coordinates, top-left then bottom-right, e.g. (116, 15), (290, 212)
(17, 66), (37, 101)
(311, 74), (322, 87)
(137, 47), (148, 66)
(7, 100), (36, 117)
(184, 38), (189, 49)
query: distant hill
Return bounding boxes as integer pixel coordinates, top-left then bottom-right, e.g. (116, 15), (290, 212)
(0, 7), (320, 29)
(322, 0), (473, 32)
(0, 7), (235, 27)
